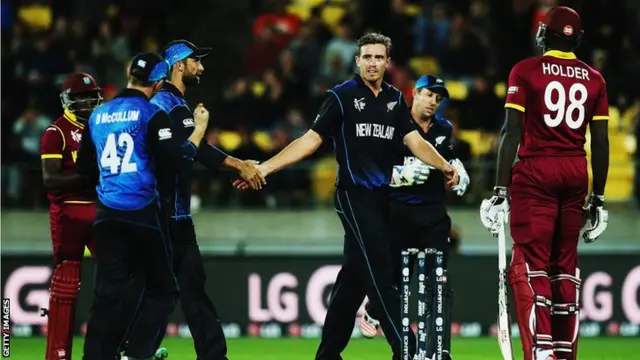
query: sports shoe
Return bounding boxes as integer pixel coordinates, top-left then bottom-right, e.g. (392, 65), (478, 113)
(359, 308), (380, 338)
(154, 347), (169, 359)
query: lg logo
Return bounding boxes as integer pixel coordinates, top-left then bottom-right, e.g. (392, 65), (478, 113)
(581, 265), (640, 323)
(248, 265), (367, 324)
(3, 266), (51, 325)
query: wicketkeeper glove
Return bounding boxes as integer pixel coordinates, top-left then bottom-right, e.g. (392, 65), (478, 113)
(449, 158), (470, 196)
(581, 194), (608, 243)
(480, 186), (510, 236)
(390, 161), (430, 188)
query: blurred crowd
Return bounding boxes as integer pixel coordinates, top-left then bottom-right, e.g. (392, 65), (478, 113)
(2, 0), (640, 210)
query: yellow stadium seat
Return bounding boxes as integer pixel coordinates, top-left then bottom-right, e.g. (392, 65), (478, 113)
(322, 5), (346, 31)
(494, 82), (507, 99)
(311, 156), (338, 202)
(219, 131), (242, 152)
(457, 130), (495, 157)
(621, 105), (639, 133)
(18, 5), (52, 30)
(252, 131), (273, 152)
(404, 4), (421, 16)
(287, 5), (309, 19)
(252, 81), (266, 97)
(608, 106), (620, 131)
(409, 57), (441, 76)
(446, 80), (468, 101)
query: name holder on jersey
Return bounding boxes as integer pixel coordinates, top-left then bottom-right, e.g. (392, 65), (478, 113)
(95, 110), (140, 124)
(542, 63), (590, 81)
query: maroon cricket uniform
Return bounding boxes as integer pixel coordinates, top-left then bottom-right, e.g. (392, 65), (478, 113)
(41, 110), (97, 265)
(505, 50), (609, 358)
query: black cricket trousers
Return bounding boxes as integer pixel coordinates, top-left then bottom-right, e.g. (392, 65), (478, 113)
(316, 187), (416, 360)
(83, 203), (178, 360)
(171, 219), (228, 360)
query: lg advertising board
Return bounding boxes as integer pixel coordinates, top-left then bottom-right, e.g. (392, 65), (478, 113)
(2, 254), (639, 339)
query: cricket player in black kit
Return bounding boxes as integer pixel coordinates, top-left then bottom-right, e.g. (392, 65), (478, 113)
(359, 76), (471, 360)
(124, 40), (264, 360)
(234, 33), (459, 360)
(78, 53), (209, 360)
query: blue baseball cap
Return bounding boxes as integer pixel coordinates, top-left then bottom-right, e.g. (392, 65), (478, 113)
(129, 52), (169, 83)
(415, 75), (449, 98)
(164, 40), (211, 66)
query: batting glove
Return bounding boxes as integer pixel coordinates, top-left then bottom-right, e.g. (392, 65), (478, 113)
(449, 158), (470, 196)
(581, 194), (608, 243)
(480, 186), (510, 236)
(390, 161), (430, 188)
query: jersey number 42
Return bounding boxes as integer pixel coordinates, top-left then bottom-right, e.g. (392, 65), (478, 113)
(100, 132), (138, 174)
(543, 81), (587, 129)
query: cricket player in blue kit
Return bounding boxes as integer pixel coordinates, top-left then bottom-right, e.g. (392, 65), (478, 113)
(78, 52), (210, 360)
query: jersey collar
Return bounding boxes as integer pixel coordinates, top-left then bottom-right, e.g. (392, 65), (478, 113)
(543, 50), (577, 60)
(161, 82), (185, 98)
(115, 88), (151, 100)
(63, 109), (85, 129)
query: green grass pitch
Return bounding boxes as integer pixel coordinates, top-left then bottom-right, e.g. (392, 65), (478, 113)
(8, 337), (639, 359)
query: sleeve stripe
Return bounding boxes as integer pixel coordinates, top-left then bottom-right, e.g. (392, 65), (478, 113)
(592, 116), (609, 121)
(41, 154), (63, 159)
(50, 124), (66, 151)
(505, 103), (525, 112)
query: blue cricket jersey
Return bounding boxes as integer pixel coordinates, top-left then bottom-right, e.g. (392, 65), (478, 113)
(77, 89), (198, 212)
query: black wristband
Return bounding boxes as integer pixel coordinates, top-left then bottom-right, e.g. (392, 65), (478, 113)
(590, 193), (604, 207)
(493, 186), (508, 198)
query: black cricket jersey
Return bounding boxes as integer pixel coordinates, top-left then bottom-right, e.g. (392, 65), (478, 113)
(390, 115), (455, 205)
(311, 74), (416, 189)
(151, 82), (228, 219)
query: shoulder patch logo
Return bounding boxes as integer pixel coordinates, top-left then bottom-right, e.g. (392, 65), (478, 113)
(354, 98), (366, 112)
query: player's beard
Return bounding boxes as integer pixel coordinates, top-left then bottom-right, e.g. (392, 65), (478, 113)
(72, 99), (99, 121)
(182, 72), (200, 87)
(361, 67), (383, 84)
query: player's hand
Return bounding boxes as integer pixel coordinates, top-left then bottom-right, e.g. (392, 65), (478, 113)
(193, 103), (210, 129)
(233, 163), (268, 191)
(237, 160), (266, 190)
(443, 163), (459, 187)
(581, 194), (608, 243)
(390, 161), (430, 187)
(449, 159), (470, 196)
(480, 186), (510, 236)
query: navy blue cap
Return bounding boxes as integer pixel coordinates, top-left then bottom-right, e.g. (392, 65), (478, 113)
(164, 40), (211, 66)
(415, 75), (449, 98)
(129, 52), (169, 83)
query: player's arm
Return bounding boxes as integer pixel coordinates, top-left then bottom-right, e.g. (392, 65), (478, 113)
(40, 125), (94, 191)
(76, 124), (99, 185)
(404, 132), (452, 173)
(147, 110), (202, 172)
(257, 92), (342, 177)
(495, 109), (522, 187)
(589, 81), (610, 196)
(496, 64), (527, 189)
(167, 105), (230, 170)
(442, 126), (470, 193)
(590, 121), (609, 195)
(392, 93), (454, 178)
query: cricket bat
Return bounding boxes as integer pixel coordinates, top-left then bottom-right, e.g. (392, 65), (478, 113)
(497, 212), (514, 360)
